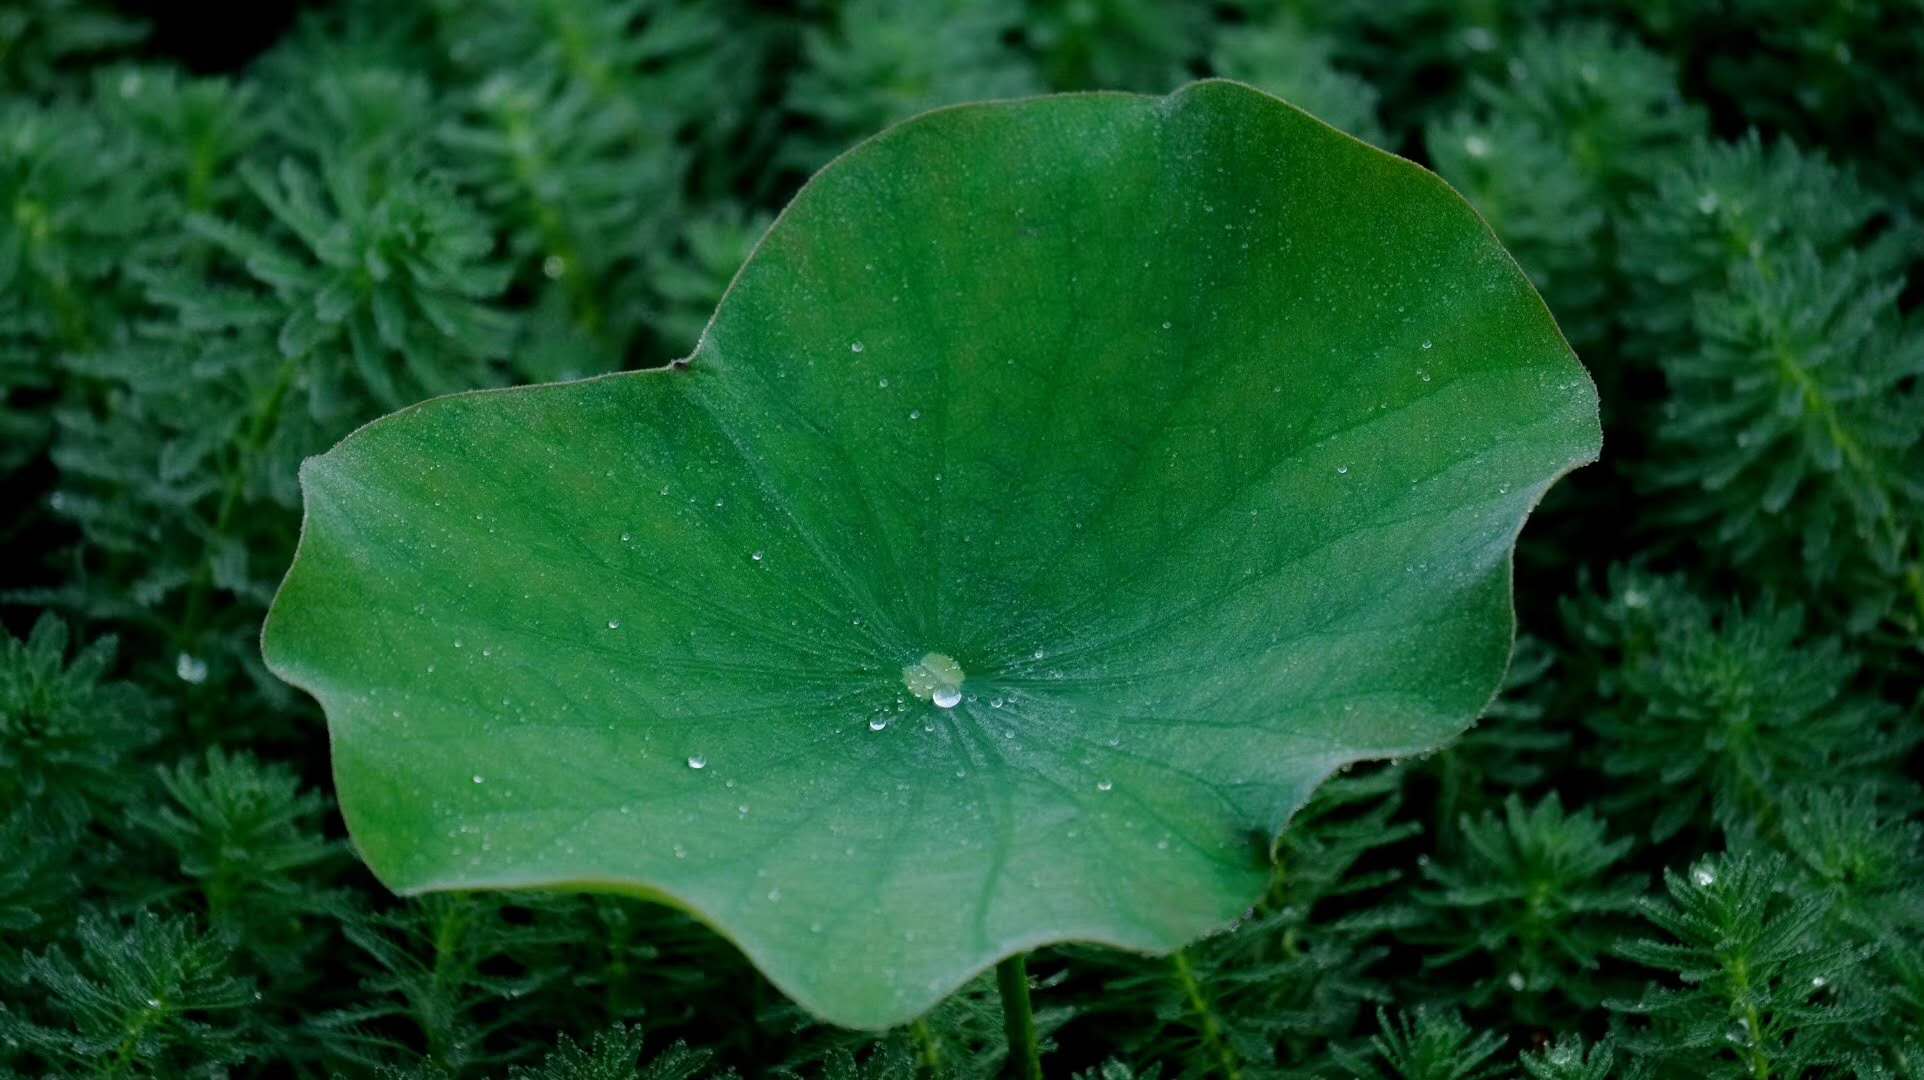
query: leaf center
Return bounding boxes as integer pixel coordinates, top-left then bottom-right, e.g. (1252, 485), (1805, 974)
(902, 652), (964, 709)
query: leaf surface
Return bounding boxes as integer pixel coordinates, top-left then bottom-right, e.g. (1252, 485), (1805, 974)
(263, 80), (1600, 1029)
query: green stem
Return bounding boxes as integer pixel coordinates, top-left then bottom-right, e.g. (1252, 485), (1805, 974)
(911, 1016), (942, 1076)
(1171, 949), (1242, 1080)
(1769, 329), (1924, 643)
(995, 954), (1041, 1080)
(1729, 952), (1771, 1080)
(178, 356), (297, 657)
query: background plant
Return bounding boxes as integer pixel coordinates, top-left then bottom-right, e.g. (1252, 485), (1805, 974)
(2, 0), (1921, 1075)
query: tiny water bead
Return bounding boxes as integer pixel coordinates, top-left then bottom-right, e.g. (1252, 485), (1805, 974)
(686, 755), (707, 770)
(849, 341), (864, 353)
(175, 652), (208, 684)
(902, 652), (965, 709)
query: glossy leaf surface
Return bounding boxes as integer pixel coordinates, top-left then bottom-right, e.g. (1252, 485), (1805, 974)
(263, 81), (1600, 1029)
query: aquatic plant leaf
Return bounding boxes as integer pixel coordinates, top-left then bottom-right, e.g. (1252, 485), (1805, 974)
(263, 81), (1599, 1029)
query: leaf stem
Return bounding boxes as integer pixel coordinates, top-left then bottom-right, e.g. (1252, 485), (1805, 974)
(995, 953), (1041, 1080)
(911, 1016), (942, 1075)
(1171, 948), (1242, 1080)
(178, 355), (297, 661)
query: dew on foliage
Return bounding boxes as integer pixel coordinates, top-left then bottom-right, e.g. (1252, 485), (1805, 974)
(686, 755), (707, 770)
(850, 341), (864, 353)
(1691, 865), (1716, 886)
(869, 716), (888, 732)
(1096, 779), (1113, 792)
(607, 619), (621, 629)
(175, 652), (208, 684)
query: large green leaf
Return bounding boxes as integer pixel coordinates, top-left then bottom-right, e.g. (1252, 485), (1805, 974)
(263, 80), (1599, 1030)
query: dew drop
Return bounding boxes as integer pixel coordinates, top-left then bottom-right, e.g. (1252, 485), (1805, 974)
(850, 341), (864, 353)
(903, 652), (965, 709)
(1336, 464), (1349, 475)
(175, 652), (208, 685)
(472, 774), (484, 784)
(686, 755), (707, 770)
(869, 716), (888, 732)
(1691, 865), (1716, 887)
(1096, 779), (1113, 792)
(908, 409), (921, 421)
(607, 619), (621, 629)
(1507, 971), (1525, 991)
(1421, 339), (1433, 350)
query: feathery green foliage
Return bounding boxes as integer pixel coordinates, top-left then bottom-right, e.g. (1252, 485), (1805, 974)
(1565, 569), (1913, 841)
(1611, 852), (1874, 1077)
(1401, 794), (1642, 1018)
(2, 0), (1920, 1074)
